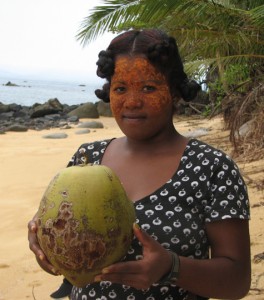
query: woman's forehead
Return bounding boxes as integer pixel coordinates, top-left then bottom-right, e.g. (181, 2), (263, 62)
(113, 56), (166, 81)
(115, 55), (149, 67)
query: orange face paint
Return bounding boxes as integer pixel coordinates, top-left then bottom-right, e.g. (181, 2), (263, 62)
(110, 56), (172, 117)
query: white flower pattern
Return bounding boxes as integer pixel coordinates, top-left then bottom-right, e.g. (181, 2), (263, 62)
(68, 139), (250, 300)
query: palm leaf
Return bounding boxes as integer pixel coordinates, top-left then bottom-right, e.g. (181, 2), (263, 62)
(76, 0), (263, 91)
(76, 0), (144, 45)
(250, 4), (264, 27)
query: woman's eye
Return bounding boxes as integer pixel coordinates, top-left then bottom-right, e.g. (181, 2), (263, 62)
(114, 86), (126, 93)
(142, 85), (156, 92)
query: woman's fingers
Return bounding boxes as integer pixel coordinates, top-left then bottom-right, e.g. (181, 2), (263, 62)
(94, 223), (172, 289)
(35, 253), (61, 275)
(28, 220), (42, 255)
(102, 259), (143, 275)
(95, 260), (152, 290)
(28, 218), (59, 275)
(133, 223), (157, 248)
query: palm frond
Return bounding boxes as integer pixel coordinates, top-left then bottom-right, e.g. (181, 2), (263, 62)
(250, 4), (264, 27)
(184, 54), (264, 78)
(76, 0), (142, 45)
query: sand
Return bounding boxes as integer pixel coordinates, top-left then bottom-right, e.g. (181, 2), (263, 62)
(0, 115), (263, 300)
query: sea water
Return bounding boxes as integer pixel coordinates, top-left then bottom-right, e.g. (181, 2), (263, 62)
(0, 76), (101, 106)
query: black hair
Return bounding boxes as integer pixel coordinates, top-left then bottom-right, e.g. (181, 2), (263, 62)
(95, 29), (200, 103)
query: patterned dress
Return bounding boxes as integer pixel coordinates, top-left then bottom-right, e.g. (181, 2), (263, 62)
(67, 138), (250, 300)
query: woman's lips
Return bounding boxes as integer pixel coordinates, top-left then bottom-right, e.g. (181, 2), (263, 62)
(122, 113), (146, 119)
(122, 114), (147, 124)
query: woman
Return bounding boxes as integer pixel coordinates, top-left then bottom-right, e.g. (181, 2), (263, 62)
(28, 29), (251, 300)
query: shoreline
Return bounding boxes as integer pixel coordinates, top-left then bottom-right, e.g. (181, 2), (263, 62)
(0, 115), (263, 299)
(0, 98), (113, 134)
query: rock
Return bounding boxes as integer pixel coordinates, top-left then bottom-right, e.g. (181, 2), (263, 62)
(77, 121), (104, 129)
(253, 252), (264, 264)
(42, 132), (68, 139)
(8, 103), (22, 112)
(236, 120), (254, 138)
(6, 124), (28, 132)
(44, 114), (62, 121)
(59, 121), (70, 127)
(0, 112), (14, 120)
(0, 103), (11, 113)
(4, 81), (19, 87)
(62, 104), (79, 114)
(60, 124), (72, 130)
(67, 115), (79, 123)
(96, 101), (112, 117)
(67, 102), (99, 119)
(13, 108), (30, 118)
(75, 129), (91, 135)
(30, 98), (63, 118)
(0, 100), (112, 133)
(184, 127), (210, 138)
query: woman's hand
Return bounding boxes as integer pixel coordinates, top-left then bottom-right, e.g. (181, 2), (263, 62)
(28, 215), (60, 275)
(94, 223), (173, 290)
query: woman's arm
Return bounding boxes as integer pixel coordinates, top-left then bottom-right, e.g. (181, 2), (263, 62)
(178, 218), (251, 299)
(97, 219), (251, 299)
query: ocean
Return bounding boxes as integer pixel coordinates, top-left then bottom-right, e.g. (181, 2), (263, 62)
(0, 76), (101, 106)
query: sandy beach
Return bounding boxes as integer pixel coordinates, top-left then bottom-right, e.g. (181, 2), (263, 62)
(0, 115), (263, 300)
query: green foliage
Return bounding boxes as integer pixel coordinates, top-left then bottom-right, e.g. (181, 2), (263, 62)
(76, 0), (264, 104)
(224, 64), (250, 91)
(204, 79), (226, 116)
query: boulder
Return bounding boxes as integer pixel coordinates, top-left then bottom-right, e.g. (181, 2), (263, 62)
(67, 102), (99, 119)
(77, 121), (104, 129)
(0, 103), (11, 113)
(96, 101), (112, 117)
(30, 98), (63, 118)
(6, 124), (28, 132)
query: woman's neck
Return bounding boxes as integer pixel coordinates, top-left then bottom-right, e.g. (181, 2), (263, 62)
(122, 128), (187, 155)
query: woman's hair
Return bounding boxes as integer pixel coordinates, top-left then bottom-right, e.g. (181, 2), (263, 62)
(95, 29), (200, 103)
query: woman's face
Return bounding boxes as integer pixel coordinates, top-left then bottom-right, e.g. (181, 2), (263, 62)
(110, 56), (174, 140)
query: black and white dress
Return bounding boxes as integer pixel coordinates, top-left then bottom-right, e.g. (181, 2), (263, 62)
(67, 138), (250, 300)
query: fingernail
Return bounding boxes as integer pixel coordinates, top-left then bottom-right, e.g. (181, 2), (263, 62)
(133, 223), (141, 231)
(102, 268), (109, 274)
(94, 275), (102, 282)
(38, 254), (44, 261)
(51, 268), (60, 275)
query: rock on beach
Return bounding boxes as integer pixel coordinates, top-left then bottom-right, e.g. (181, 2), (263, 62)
(42, 132), (68, 139)
(0, 99), (112, 134)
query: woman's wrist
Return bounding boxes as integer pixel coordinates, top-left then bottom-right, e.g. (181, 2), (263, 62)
(158, 251), (180, 285)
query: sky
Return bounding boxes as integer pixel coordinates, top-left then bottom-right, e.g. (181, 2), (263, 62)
(0, 0), (115, 83)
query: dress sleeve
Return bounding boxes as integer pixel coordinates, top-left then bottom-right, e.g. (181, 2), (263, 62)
(67, 144), (91, 167)
(204, 154), (250, 222)
(66, 139), (111, 167)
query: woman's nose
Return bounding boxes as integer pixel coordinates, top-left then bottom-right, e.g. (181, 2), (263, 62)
(124, 92), (143, 109)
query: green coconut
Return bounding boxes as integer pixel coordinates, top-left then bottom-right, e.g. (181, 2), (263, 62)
(36, 164), (135, 287)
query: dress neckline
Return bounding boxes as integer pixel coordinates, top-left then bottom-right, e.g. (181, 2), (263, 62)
(97, 138), (195, 203)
